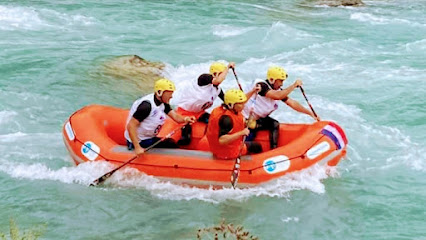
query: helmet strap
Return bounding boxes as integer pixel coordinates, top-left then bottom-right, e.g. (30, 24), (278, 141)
(226, 103), (240, 114)
(155, 90), (165, 102)
(226, 103), (234, 110)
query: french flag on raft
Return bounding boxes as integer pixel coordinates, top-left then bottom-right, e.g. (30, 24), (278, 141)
(321, 122), (348, 150)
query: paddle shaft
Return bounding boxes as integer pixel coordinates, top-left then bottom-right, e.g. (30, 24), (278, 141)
(229, 67), (246, 188)
(229, 69), (260, 188)
(89, 125), (183, 186)
(231, 67), (243, 91)
(230, 135), (245, 189)
(299, 86), (319, 120)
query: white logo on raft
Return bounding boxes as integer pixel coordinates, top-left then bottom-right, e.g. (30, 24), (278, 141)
(65, 122), (75, 141)
(81, 141), (100, 161)
(263, 155), (290, 174)
(306, 142), (330, 160)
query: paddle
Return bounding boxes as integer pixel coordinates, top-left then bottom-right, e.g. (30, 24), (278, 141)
(230, 140), (243, 189)
(229, 67), (260, 188)
(231, 67), (243, 91)
(299, 86), (319, 121)
(89, 125), (183, 186)
(228, 67), (244, 188)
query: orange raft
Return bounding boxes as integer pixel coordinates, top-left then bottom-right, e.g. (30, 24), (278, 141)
(62, 104), (348, 188)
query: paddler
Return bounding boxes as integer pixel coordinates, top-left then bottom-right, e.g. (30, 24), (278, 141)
(176, 61), (235, 145)
(206, 88), (262, 159)
(244, 66), (320, 150)
(125, 78), (196, 156)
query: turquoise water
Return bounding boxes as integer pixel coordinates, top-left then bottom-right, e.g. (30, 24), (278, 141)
(1, 0), (425, 239)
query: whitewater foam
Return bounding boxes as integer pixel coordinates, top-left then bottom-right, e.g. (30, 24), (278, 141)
(0, 5), (95, 31)
(39, 8), (96, 26)
(263, 22), (318, 43)
(212, 25), (255, 38)
(103, 163), (336, 203)
(0, 132), (27, 142)
(0, 160), (111, 185)
(0, 5), (44, 30)
(0, 158), (337, 203)
(350, 12), (426, 27)
(0, 110), (17, 125)
(236, 2), (283, 13)
(404, 39), (426, 52)
(349, 121), (426, 172)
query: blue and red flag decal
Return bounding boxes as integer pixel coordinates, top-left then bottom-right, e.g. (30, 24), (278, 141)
(321, 122), (348, 150)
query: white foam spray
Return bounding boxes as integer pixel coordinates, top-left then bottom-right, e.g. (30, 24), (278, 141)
(0, 159), (337, 203)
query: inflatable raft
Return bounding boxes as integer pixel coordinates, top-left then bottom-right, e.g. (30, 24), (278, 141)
(62, 105), (348, 188)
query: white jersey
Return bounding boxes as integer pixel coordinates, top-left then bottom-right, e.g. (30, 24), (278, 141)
(242, 79), (279, 120)
(178, 79), (221, 113)
(124, 94), (167, 141)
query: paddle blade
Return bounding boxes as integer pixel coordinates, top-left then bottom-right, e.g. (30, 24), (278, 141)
(230, 158), (241, 189)
(89, 171), (113, 187)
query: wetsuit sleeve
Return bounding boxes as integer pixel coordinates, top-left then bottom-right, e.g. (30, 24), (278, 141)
(257, 82), (270, 97)
(218, 115), (234, 137)
(197, 74), (213, 86)
(218, 88), (225, 101)
(164, 103), (172, 114)
(133, 101), (151, 122)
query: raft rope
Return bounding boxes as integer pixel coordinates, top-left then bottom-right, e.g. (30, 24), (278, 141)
(68, 108), (335, 175)
(247, 133), (329, 173)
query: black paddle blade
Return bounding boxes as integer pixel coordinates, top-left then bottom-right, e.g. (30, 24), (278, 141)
(230, 158), (241, 189)
(89, 172), (113, 187)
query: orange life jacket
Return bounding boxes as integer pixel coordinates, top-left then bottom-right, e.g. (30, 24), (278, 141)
(207, 106), (245, 159)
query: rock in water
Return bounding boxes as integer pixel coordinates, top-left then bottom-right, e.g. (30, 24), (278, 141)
(102, 55), (166, 93)
(316, 0), (364, 7)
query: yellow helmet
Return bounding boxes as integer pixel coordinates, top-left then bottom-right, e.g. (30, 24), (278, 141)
(267, 66), (288, 82)
(224, 89), (247, 106)
(209, 62), (227, 75)
(154, 78), (176, 92)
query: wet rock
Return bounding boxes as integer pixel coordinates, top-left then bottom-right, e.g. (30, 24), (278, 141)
(102, 55), (166, 93)
(316, 0), (364, 7)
